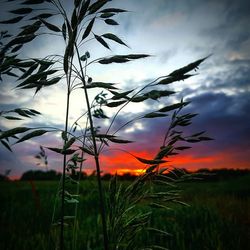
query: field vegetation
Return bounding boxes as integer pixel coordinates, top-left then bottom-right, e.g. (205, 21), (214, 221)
(0, 171), (249, 250)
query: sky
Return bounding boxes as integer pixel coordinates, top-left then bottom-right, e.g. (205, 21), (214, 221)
(0, 0), (250, 179)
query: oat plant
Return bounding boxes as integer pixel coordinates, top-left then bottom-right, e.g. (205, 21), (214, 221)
(0, 1), (212, 249)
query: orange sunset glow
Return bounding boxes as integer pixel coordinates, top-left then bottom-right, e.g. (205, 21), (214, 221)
(98, 147), (250, 175)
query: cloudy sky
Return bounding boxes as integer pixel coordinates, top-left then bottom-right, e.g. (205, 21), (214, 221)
(0, 0), (250, 179)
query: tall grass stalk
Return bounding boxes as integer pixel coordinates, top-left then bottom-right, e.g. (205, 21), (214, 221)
(60, 85), (71, 250)
(75, 46), (109, 249)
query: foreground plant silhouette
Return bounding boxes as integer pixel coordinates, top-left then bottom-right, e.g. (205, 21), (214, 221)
(0, 1), (212, 249)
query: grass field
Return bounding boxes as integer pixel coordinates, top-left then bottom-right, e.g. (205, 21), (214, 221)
(0, 175), (249, 250)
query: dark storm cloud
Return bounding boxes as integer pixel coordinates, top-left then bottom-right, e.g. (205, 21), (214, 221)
(189, 92), (250, 146)
(226, 0), (250, 22)
(224, 62), (250, 89)
(179, 90), (250, 168)
(209, 60), (249, 91)
(198, 0), (250, 55)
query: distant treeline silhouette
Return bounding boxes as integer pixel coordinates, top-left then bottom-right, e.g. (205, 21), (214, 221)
(20, 170), (62, 181)
(0, 174), (9, 181)
(0, 168), (249, 181)
(194, 168), (250, 181)
(18, 170), (137, 181)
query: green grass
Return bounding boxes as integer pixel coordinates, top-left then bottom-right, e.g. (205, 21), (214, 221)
(0, 175), (249, 250)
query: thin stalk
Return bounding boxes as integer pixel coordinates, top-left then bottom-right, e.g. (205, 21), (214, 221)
(72, 116), (89, 250)
(59, 90), (70, 250)
(75, 46), (109, 250)
(59, 53), (73, 249)
(56, 3), (75, 246)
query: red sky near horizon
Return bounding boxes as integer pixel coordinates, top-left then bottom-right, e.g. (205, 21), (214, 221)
(86, 144), (250, 176)
(104, 153), (249, 175)
(8, 149), (249, 180)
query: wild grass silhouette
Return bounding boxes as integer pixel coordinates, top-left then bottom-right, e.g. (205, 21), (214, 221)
(0, 1), (213, 249)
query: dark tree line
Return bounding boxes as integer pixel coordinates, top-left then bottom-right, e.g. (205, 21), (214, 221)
(1, 168), (249, 181)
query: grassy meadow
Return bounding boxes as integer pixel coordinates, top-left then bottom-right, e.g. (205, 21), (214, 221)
(0, 174), (249, 250)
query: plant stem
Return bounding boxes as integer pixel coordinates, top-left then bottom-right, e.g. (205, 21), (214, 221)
(84, 92), (109, 250)
(75, 46), (109, 250)
(59, 91), (70, 250)
(72, 117), (89, 250)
